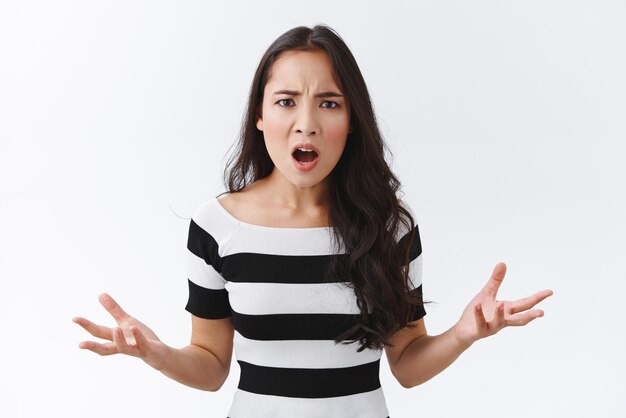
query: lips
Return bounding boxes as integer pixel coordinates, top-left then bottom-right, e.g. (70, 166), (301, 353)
(291, 142), (320, 157)
(291, 142), (319, 171)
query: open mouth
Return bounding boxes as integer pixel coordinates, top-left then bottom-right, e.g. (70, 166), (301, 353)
(292, 148), (319, 164)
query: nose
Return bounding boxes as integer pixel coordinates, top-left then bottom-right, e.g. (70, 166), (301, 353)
(294, 102), (319, 136)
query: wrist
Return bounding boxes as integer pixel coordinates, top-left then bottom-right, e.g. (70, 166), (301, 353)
(451, 323), (476, 350)
(146, 342), (173, 372)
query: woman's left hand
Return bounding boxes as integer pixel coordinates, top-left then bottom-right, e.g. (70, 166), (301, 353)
(453, 262), (553, 346)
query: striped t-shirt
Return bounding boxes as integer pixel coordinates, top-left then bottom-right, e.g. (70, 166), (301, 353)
(185, 195), (425, 418)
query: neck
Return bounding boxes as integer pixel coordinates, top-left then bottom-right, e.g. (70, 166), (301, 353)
(262, 167), (332, 210)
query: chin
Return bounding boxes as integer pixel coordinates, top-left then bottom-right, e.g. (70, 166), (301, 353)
(275, 163), (331, 189)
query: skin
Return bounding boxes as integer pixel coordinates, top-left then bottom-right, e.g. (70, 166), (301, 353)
(255, 49), (352, 212)
(72, 49), (554, 390)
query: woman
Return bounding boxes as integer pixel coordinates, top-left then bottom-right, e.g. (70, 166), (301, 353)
(73, 24), (553, 417)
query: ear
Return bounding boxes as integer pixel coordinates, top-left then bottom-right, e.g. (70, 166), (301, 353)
(256, 107), (263, 131)
(348, 125), (353, 134)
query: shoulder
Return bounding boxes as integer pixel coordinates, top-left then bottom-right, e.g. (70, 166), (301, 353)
(212, 181), (270, 225)
(189, 195), (241, 252)
(215, 191), (248, 221)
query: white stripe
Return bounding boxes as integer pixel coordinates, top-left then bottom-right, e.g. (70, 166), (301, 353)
(186, 250), (226, 289)
(227, 387), (389, 418)
(233, 330), (382, 369)
(224, 224), (340, 256)
(225, 281), (359, 315)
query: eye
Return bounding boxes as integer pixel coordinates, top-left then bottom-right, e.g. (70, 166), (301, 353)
(275, 99), (340, 109)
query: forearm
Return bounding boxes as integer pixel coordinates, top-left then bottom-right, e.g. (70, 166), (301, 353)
(395, 325), (473, 389)
(155, 344), (228, 392)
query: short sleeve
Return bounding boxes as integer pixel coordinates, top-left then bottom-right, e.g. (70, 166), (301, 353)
(397, 199), (425, 322)
(185, 208), (232, 319)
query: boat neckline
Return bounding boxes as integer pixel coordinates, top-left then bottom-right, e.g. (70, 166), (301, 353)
(213, 196), (334, 231)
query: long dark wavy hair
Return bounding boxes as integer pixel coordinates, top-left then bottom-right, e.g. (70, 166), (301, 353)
(220, 24), (429, 352)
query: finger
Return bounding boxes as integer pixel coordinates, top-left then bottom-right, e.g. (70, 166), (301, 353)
(112, 327), (134, 355)
(78, 340), (119, 356)
(474, 302), (488, 331)
(483, 262), (507, 298)
(494, 302), (506, 328)
(505, 309), (544, 326)
(509, 289), (554, 315)
(72, 316), (113, 341)
(99, 293), (130, 322)
(130, 326), (150, 356)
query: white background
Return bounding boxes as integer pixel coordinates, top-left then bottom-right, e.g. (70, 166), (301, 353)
(1, 1), (624, 417)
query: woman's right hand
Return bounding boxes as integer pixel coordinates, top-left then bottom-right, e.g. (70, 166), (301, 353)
(72, 293), (170, 370)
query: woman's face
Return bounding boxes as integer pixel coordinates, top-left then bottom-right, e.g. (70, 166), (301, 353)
(256, 49), (351, 190)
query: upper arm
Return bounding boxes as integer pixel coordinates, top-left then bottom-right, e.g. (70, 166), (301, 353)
(385, 317), (427, 380)
(386, 197), (428, 378)
(190, 315), (234, 378)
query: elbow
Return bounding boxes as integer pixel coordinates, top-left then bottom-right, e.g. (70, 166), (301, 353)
(200, 367), (229, 392)
(391, 368), (416, 389)
(204, 379), (225, 392)
(400, 380), (418, 389)
(208, 368), (230, 392)
(397, 377), (414, 389)
(394, 371), (422, 389)
(399, 379), (422, 389)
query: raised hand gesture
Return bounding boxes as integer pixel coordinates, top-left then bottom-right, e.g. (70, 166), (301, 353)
(72, 293), (169, 370)
(453, 262), (553, 346)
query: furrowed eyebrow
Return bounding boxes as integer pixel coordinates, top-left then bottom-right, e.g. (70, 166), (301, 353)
(272, 89), (344, 98)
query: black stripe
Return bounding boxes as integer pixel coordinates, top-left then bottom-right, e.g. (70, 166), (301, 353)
(237, 359), (381, 398)
(402, 226), (425, 321)
(185, 279), (231, 319)
(223, 252), (348, 284)
(399, 225), (422, 262)
(232, 309), (358, 341)
(187, 219), (223, 273)
(411, 284), (426, 321)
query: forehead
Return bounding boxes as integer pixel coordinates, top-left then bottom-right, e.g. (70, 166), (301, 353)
(266, 50), (341, 90)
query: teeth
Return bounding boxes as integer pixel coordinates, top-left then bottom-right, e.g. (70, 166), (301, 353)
(298, 148), (314, 152)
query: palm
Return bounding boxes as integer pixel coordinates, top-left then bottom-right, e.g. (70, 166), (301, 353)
(72, 293), (167, 369)
(115, 311), (159, 345)
(453, 262), (553, 346)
